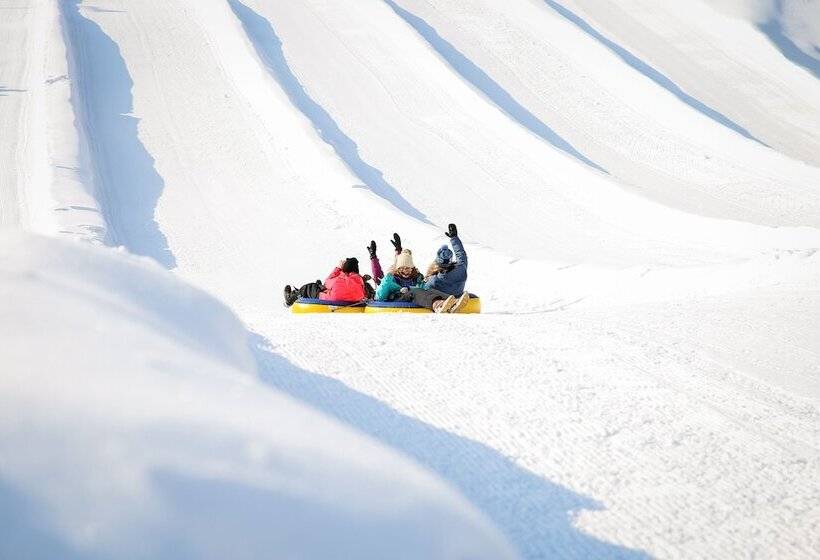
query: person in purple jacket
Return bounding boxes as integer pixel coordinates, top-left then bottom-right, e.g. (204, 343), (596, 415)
(366, 233), (402, 287)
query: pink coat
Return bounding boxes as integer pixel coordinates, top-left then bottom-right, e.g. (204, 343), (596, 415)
(319, 268), (366, 301)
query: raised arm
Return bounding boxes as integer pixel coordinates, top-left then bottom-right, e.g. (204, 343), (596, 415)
(447, 224), (467, 269)
(367, 240), (384, 283)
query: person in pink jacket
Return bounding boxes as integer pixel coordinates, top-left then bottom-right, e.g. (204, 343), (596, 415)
(284, 258), (367, 306)
(319, 258), (367, 301)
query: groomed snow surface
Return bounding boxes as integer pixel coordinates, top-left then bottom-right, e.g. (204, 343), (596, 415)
(0, 233), (515, 559)
(2, 0), (819, 558)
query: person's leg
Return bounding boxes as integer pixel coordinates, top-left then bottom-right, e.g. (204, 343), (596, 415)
(298, 281), (324, 300)
(411, 288), (453, 310)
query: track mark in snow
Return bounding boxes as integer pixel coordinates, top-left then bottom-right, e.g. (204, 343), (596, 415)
(266, 311), (820, 557)
(541, 0), (765, 145)
(62, 0), (175, 268)
(0, 86), (26, 96)
(228, 0), (433, 225)
(383, 0), (606, 174)
(0, 84), (24, 226)
(487, 296), (589, 315)
(250, 332), (650, 560)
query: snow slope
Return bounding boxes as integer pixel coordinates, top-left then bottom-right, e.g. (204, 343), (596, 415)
(0, 232), (516, 560)
(0, 0), (105, 240)
(2, 0), (820, 557)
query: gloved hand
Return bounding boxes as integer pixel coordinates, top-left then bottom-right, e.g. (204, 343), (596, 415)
(400, 287), (409, 294)
(367, 240), (377, 259)
(445, 223), (458, 238)
(390, 233), (402, 254)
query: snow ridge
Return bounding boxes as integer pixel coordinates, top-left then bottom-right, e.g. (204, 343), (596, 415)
(228, 0), (433, 225)
(383, 0), (606, 172)
(1, 0), (819, 557)
(60, 0), (175, 267)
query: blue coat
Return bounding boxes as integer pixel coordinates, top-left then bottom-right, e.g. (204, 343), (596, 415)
(424, 236), (468, 296)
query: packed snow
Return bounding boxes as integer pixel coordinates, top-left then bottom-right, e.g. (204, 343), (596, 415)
(1, 0), (819, 558)
(0, 232), (516, 559)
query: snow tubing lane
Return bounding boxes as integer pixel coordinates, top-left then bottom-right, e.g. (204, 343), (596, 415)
(290, 298), (367, 313)
(290, 296), (481, 314)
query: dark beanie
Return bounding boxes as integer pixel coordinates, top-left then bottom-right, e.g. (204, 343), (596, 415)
(436, 245), (453, 265)
(341, 257), (359, 274)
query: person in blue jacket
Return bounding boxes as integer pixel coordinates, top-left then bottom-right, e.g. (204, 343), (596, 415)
(375, 224), (470, 313)
(423, 223), (467, 296)
(414, 223), (470, 312)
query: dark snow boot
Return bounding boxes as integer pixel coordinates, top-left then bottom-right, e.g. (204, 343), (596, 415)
(284, 285), (299, 307)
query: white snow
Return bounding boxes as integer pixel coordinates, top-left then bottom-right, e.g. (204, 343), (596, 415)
(0, 232), (516, 560)
(1, 0), (820, 557)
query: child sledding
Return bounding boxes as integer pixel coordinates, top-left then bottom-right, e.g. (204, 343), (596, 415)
(284, 223), (479, 314)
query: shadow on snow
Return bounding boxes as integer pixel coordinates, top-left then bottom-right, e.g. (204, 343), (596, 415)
(250, 332), (650, 559)
(0, 480), (83, 560)
(757, 0), (820, 79)
(383, 0), (607, 174)
(0, 336), (647, 559)
(228, 0), (433, 226)
(542, 0), (765, 145)
(0, 86), (26, 96)
(62, 1), (176, 268)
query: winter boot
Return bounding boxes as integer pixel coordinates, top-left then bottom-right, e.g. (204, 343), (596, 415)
(449, 292), (471, 313)
(434, 295), (456, 313)
(284, 285), (299, 307)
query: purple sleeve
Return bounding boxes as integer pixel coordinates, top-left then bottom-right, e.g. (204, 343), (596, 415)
(370, 256), (384, 285)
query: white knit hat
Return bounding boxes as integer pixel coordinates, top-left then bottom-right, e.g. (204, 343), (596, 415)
(394, 249), (415, 269)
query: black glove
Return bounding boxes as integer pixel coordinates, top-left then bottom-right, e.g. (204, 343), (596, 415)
(390, 233), (402, 254)
(367, 240), (377, 259)
(445, 223), (458, 238)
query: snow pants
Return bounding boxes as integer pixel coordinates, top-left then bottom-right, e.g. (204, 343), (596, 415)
(410, 287), (452, 309)
(297, 281), (324, 299)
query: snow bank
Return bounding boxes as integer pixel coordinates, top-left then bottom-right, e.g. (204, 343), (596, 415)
(0, 233), (516, 560)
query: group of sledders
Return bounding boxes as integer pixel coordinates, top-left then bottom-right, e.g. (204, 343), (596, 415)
(283, 223), (472, 313)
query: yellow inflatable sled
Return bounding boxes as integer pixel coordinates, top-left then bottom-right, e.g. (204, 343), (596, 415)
(290, 296), (481, 314)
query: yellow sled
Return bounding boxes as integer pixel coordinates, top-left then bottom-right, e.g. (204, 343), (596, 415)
(290, 298), (366, 314)
(290, 296), (481, 314)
